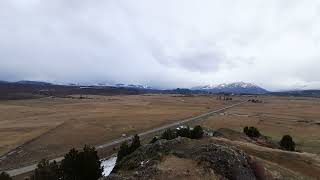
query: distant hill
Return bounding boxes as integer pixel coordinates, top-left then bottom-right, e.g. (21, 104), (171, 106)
(112, 83), (153, 89)
(270, 90), (320, 97)
(16, 80), (52, 86)
(1, 80), (319, 99)
(0, 81), (149, 100)
(192, 82), (268, 94)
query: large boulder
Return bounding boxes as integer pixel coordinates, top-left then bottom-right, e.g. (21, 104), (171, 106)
(105, 137), (257, 180)
(186, 143), (256, 180)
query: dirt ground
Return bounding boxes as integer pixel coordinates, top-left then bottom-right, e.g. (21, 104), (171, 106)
(0, 94), (237, 170)
(156, 155), (219, 180)
(199, 96), (320, 154)
(206, 137), (320, 179)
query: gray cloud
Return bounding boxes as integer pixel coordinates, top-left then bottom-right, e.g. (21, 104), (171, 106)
(1, 0), (320, 90)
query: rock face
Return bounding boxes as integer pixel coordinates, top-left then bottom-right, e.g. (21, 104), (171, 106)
(105, 137), (257, 180)
(189, 143), (256, 180)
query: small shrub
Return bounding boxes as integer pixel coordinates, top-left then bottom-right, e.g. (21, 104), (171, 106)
(244, 126), (260, 138)
(117, 135), (141, 162)
(31, 159), (60, 180)
(0, 172), (13, 180)
(150, 136), (159, 143)
(177, 126), (191, 138)
(280, 135), (295, 151)
(191, 125), (204, 139)
(161, 129), (176, 140)
(243, 126), (249, 134)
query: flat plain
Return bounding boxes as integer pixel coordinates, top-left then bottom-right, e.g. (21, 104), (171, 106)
(1, 94), (320, 176)
(0, 94), (236, 169)
(199, 96), (320, 154)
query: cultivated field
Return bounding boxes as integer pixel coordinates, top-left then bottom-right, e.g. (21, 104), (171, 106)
(0, 94), (238, 170)
(199, 96), (320, 154)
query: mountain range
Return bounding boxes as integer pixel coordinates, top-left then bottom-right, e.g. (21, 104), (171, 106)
(192, 82), (269, 94)
(2, 80), (320, 97)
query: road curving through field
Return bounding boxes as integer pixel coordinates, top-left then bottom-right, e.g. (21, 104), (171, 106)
(5, 100), (246, 177)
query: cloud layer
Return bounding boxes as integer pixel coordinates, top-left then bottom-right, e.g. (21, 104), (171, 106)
(1, 0), (320, 90)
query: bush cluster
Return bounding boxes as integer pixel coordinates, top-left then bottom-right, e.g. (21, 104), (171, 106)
(117, 134), (141, 162)
(158, 125), (204, 141)
(191, 125), (204, 139)
(31, 159), (60, 180)
(280, 135), (295, 151)
(176, 126), (191, 138)
(243, 126), (261, 138)
(160, 129), (177, 140)
(30, 145), (102, 180)
(150, 136), (159, 143)
(248, 99), (262, 103)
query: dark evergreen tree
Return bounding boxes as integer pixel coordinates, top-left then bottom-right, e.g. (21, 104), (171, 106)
(244, 126), (261, 138)
(191, 125), (204, 139)
(117, 142), (130, 162)
(60, 146), (102, 180)
(130, 134), (141, 152)
(31, 159), (60, 180)
(161, 129), (176, 140)
(243, 126), (249, 134)
(77, 145), (103, 180)
(60, 148), (80, 180)
(280, 135), (295, 151)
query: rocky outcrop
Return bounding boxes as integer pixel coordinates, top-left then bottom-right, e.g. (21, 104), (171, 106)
(105, 137), (257, 180)
(186, 143), (256, 180)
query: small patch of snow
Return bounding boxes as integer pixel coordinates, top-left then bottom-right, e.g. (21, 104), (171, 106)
(102, 156), (117, 176)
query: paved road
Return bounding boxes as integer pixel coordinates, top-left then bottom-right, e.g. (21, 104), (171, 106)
(6, 101), (245, 177)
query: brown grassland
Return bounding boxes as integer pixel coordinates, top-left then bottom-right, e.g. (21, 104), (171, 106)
(199, 96), (320, 154)
(0, 94), (236, 170)
(1, 94), (320, 179)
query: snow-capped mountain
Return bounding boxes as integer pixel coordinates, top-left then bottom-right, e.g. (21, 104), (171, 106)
(65, 82), (153, 89)
(113, 83), (153, 89)
(192, 82), (268, 94)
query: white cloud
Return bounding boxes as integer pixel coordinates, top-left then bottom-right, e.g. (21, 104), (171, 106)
(1, 0), (320, 90)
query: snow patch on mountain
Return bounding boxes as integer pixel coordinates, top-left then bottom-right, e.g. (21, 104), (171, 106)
(192, 82), (268, 94)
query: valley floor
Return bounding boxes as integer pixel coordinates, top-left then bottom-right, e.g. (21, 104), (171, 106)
(0, 94), (237, 170)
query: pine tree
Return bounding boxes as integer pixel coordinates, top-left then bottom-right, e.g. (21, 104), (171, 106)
(191, 125), (204, 139)
(60, 146), (102, 180)
(130, 134), (141, 152)
(117, 142), (130, 162)
(31, 159), (60, 180)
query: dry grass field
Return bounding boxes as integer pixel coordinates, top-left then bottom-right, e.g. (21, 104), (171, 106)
(199, 96), (320, 154)
(207, 137), (320, 179)
(0, 94), (237, 169)
(2, 93), (320, 177)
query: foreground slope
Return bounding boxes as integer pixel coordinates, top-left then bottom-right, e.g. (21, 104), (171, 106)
(105, 130), (320, 180)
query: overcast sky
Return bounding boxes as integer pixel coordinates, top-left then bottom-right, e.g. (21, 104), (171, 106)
(1, 0), (320, 90)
